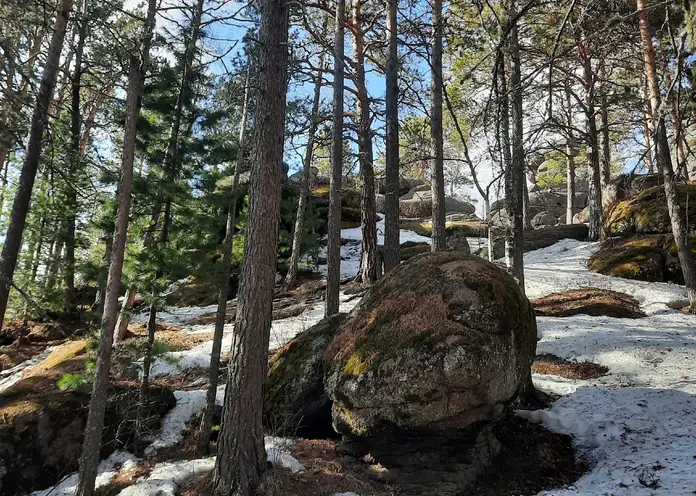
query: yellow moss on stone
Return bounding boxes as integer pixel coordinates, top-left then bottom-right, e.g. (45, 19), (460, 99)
(343, 351), (369, 377)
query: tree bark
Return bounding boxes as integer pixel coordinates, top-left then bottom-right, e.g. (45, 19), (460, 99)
(430, 0), (446, 252)
(137, 0), (205, 425)
(503, 0), (525, 289)
(75, 0), (157, 493)
(642, 78), (655, 174)
(210, 0), (289, 493)
(64, 0), (89, 297)
(564, 78), (576, 224)
(0, 0), (73, 331)
(598, 55), (611, 188)
(196, 66), (251, 456)
(285, 53), (324, 289)
(383, 0), (400, 271)
(580, 39), (603, 241)
(352, 0), (378, 283)
(637, 0), (696, 310)
(325, 0), (345, 317)
(669, 101), (688, 180)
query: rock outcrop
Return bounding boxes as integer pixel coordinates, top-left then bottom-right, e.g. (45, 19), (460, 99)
(265, 314), (347, 437)
(447, 231), (471, 254)
(603, 182), (696, 237)
(531, 211), (557, 228)
(399, 189), (476, 218)
(324, 252), (537, 438)
(588, 234), (696, 285)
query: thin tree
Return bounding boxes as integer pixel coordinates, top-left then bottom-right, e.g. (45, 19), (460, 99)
(430, 0), (446, 252)
(564, 78), (576, 224)
(285, 52), (325, 288)
(503, 0), (525, 288)
(325, 0), (345, 317)
(579, 36), (603, 241)
(352, 0), (378, 283)
(139, 0), (206, 418)
(64, 0), (89, 298)
(115, 0), (206, 343)
(0, 0), (73, 331)
(75, 1), (158, 494)
(210, 0), (290, 492)
(598, 55), (611, 187)
(637, 0), (696, 311)
(383, 0), (400, 271)
(196, 66), (251, 456)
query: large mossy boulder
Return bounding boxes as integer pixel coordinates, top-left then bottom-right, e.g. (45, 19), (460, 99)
(604, 182), (696, 237)
(324, 253), (537, 438)
(602, 173), (662, 209)
(377, 177), (428, 196)
(311, 186), (362, 228)
(588, 234), (696, 284)
(399, 189), (476, 218)
(264, 314), (347, 437)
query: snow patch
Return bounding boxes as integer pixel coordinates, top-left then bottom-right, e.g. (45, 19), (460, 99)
(524, 239), (689, 313)
(522, 387), (696, 495)
(116, 458), (216, 496)
(145, 385), (226, 455)
(31, 451), (138, 496)
(0, 346), (55, 394)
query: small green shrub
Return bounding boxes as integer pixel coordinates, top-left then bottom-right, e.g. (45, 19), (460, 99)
(58, 373), (92, 392)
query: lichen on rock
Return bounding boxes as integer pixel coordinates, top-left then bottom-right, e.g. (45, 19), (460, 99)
(324, 252), (537, 437)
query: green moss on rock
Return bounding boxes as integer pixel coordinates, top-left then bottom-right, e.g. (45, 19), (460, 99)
(588, 234), (696, 284)
(324, 253), (537, 437)
(604, 182), (696, 237)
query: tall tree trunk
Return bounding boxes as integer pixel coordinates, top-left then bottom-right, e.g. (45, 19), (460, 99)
(113, 287), (136, 343)
(64, 0), (89, 298)
(75, 0), (157, 493)
(114, 0), (206, 342)
(210, 0), (289, 493)
(325, 0), (345, 317)
(580, 39), (603, 241)
(286, 56), (323, 288)
(0, 0), (73, 331)
(196, 66), (251, 456)
(637, 0), (696, 311)
(503, 0), (525, 289)
(565, 79), (576, 224)
(430, 0), (446, 251)
(383, 0), (400, 271)
(598, 56), (611, 187)
(137, 0), (205, 423)
(0, 29), (45, 179)
(352, 0), (378, 283)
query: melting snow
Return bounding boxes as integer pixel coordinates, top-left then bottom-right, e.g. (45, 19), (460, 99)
(26, 237), (696, 495)
(519, 238), (696, 495)
(0, 346), (55, 394)
(31, 451), (138, 496)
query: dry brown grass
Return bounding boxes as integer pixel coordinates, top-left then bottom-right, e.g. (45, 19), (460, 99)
(532, 354), (609, 380)
(532, 288), (645, 319)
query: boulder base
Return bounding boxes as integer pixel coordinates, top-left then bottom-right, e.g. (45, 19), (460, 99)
(325, 252), (536, 437)
(265, 314), (347, 437)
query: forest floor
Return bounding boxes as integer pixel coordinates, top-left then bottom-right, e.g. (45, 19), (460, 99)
(4, 228), (696, 495)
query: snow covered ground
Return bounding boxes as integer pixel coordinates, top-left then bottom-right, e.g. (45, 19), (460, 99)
(519, 239), (696, 495)
(22, 237), (696, 495)
(327, 216), (488, 279)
